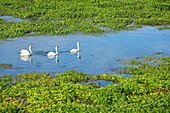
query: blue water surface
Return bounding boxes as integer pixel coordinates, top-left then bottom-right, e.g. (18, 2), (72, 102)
(0, 26), (170, 75)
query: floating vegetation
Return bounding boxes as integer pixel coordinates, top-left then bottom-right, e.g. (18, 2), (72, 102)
(157, 25), (170, 30)
(0, 55), (170, 112)
(0, 63), (23, 70)
(0, 63), (13, 69)
(154, 52), (165, 55)
(0, 0), (170, 38)
(112, 52), (169, 75)
(127, 25), (143, 31)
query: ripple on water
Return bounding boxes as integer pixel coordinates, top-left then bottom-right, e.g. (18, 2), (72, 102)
(0, 26), (170, 75)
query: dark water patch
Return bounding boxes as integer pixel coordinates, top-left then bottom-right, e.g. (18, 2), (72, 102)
(80, 80), (113, 87)
(33, 51), (49, 56)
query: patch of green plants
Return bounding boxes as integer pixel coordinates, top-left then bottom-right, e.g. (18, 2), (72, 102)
(0, 63), (13, 69)
(0, 0), (170, 38)
(1, 55), (170, 112)
(157, 25), (170, 30)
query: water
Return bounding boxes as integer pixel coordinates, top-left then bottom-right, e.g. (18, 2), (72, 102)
(0, 26), (170, 75)
(80, 80), (113, 87)
(0, 16), (28, 22)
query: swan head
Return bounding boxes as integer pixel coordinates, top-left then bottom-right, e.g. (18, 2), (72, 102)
(77, 42), (80, 45)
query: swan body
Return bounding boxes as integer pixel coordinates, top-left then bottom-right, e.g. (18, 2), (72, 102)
(47, 46), (59, 57)
(70, 42), (80, 53)
(20, 46), (32, 56)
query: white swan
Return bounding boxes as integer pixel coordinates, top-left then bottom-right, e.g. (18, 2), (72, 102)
(20, 46), (33, 56)
(70, 42), (80, 54)
(47, 46), (59, 57)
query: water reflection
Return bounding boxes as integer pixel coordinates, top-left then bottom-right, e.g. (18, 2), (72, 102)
(69, 51), (81, 59)
(47, 51), (81, 64)
(47, 55), (56, 59)
(56, 55), (59, 63)
(77, 51), (81, 59)
(20, 56), (32, 63)
(47, 55), (59, 64)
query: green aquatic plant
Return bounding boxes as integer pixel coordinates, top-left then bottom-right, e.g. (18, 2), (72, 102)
(0, 63), (13, 69)
(157, 25), (170, 30)
(0, 0), (170, 38)
(0, 56), (170, 112)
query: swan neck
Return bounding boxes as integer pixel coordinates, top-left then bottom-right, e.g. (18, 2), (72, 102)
(77, 43), (80, 50)
(29, 46), (32, 54)
(55, 46), (58, 54)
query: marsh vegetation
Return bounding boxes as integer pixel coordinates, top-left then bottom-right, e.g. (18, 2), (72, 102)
(0, 0), (170, 112)
(0, 56), (170, 112)
(0, 0), (170, 38)
(0, 63), (13, 69)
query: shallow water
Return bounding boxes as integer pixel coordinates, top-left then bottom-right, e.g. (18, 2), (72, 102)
(0, 16), (28, 22)
(80, 80), (113, 87)
(0, 26), (170, 75)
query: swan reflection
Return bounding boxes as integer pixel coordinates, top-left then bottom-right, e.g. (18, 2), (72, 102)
(47, 55), (55, 59)
(20, 56), (32, 63)
(77, 51), (81, 59)
(55, 55), (59, 63)
(47, 55), (59, 64)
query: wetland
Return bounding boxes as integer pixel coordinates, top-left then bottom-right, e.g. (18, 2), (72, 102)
(0, 0), (170, 112)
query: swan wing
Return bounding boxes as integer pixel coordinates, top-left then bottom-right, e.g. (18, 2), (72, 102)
(20, 49), (30, 56)
(47, 52), (56, 56)
(70, 49), (78, 53)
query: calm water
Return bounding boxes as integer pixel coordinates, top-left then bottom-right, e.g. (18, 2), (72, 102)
(0, 16), (28, 22)
(81, 80), (113, 87)
(0, 26), (170, 75)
